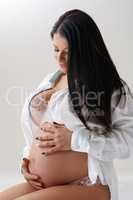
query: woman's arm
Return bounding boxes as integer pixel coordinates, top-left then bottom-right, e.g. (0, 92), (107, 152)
(70, 84), (133, 162)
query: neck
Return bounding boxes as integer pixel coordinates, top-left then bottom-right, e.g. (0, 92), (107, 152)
(62, 73), (68, 88)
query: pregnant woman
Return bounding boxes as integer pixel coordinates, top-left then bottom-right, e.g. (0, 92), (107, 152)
(27, 70), (89, 188)
(1, 9), (133, 200)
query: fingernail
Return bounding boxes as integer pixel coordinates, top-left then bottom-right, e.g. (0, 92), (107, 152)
(53, 121), (64, 126)
(42, 152), (48, 156)
(53, 121), (58, 124)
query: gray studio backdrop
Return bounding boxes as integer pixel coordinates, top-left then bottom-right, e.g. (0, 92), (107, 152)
(0, 0), (133, 198)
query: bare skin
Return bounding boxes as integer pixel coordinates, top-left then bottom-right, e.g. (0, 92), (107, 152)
(28, 70), (88, 186)
(29, 141), (88, 187)
(0, 182), (110, 200)
(0, 32), (110, 200)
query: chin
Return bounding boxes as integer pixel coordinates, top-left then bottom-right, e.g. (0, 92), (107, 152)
(59, 67), (67, 74)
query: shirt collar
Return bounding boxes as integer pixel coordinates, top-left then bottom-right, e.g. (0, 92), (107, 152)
(49, 68), (63, 84)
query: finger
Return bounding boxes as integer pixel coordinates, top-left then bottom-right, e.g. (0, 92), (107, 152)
(29, 181), (44, 190)
(40, 122), (54, 130)
(36, 133), (54, 141)
(22, 158), (30, 173)
(53, 121), (65, 126)
(42, 146), (58, 155)
(22, 159), (40, 179)
(41, 125), (57, 133)
(24, 171), (39, 181)
(38, 140), (55, 148)
(31, 185), (43, 190)
(29, 180), (43, 187)
(40, 127), (56, 133)
(22, 162), (37, 180)
(22, 159), (40, 181)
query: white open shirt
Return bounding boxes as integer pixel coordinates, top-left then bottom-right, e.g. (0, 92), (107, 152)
(21, 68), (133, 200)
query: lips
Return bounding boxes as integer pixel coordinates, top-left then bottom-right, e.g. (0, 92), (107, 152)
(60, 63), (66, 68)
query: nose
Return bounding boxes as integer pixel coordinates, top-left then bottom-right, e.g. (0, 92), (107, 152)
(57, 52), (66, 63)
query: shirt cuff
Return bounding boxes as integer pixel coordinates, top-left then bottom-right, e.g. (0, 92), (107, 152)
(70, 129), (90, 153)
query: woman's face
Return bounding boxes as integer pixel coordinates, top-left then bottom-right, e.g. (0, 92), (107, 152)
(52, 32), (69, 74)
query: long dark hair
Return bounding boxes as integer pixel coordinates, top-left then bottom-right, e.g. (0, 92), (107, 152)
(50, 9), (132, 135)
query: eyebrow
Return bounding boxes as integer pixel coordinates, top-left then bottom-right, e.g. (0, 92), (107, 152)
(53, 44), (68, 50)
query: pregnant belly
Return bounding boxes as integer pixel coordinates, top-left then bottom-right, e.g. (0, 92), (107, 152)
(29, 140), (88, 187)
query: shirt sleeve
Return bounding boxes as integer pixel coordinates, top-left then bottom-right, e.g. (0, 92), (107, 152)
(70, 84), (133, 162)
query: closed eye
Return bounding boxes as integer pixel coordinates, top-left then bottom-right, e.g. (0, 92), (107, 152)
(54, 49), (59, 52)
(54, 49), (68, 54)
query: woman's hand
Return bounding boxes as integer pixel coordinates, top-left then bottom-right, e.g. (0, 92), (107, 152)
(21, 158), (45, 190)
(36, 121), (73, 155)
